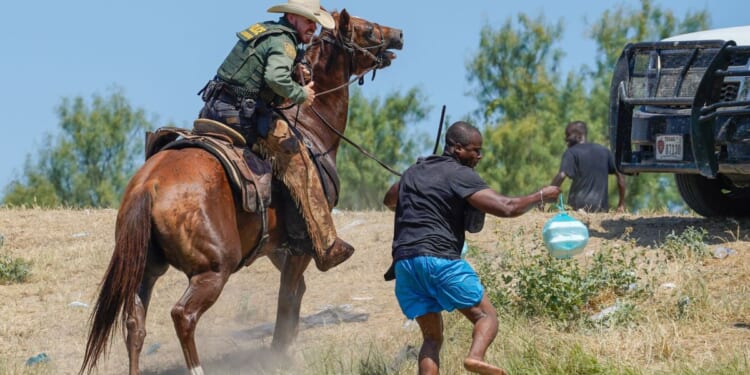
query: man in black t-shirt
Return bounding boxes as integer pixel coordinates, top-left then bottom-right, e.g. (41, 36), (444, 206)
(551, 121), (626, 212)
(383, 121), (561, 375)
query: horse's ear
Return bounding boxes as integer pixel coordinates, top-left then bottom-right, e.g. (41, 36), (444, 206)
(338, 9), (350, 31)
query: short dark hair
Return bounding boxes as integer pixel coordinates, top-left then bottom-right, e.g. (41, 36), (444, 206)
(566, 120), (588, 136)
(445, 121), (480, 147)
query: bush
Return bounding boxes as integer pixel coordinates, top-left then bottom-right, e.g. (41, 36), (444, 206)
(479, 245), (639, 324)
(0, 254), (32, 284)
(660, 226), (708, 260)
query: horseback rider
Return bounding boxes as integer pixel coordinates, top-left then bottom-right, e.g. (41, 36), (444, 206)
(198, 0), (354, 271)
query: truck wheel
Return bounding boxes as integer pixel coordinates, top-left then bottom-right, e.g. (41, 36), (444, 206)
(675, 174), (750, 217)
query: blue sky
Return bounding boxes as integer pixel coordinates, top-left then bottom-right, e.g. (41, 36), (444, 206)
(1, 0), (747, 195)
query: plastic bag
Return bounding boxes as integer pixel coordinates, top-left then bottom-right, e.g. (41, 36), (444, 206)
(542, 196), (589, 259)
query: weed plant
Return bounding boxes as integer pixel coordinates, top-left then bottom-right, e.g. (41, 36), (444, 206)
(659, 226), (708, 260)
(0, 254), (31, 284)
(478, 244), (639, 325)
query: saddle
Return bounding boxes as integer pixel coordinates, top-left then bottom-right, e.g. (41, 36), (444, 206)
(145, 119), (272, 214)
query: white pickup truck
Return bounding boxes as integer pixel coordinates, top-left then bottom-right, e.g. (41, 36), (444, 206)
(609, 26), (750, 216)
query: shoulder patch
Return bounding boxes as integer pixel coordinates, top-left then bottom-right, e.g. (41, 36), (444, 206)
(283, 42), (296, 58)
(237, 23), (268, 41)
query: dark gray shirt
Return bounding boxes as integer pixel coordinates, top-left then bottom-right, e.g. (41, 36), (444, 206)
(392, 155), (489, 260)
(559, 142), (617, 212)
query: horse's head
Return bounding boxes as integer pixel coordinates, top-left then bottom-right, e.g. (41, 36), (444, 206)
(294, 9), (403, 152)
(312, 9), (403, 78)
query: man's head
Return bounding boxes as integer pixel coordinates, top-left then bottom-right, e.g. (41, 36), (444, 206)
(564, 120), (588, 147)
(268, 0), (334, 43)
(445, 121), (483, 168)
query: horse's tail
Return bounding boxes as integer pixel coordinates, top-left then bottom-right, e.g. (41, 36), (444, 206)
(79, 189), (152, 375)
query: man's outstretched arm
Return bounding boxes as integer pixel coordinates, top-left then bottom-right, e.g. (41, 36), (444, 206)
(467, 186), (561, 218)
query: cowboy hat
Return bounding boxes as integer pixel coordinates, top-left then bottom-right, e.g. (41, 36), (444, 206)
(268, 0), (335, 29)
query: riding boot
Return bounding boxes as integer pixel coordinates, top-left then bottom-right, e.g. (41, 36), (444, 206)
(257, 118), (354, 272)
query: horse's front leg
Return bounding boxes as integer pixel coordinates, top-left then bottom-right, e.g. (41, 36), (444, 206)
(270, 251), (312, 350)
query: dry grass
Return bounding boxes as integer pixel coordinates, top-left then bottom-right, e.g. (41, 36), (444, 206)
(1, 208), (749, 374)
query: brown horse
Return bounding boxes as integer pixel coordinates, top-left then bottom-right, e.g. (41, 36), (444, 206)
(79, 10), (403, 375)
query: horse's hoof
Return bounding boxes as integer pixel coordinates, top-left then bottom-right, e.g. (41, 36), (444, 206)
(314, 238), (354, 271)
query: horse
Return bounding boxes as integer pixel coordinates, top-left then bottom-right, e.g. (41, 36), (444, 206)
(79, 10), (403, 375)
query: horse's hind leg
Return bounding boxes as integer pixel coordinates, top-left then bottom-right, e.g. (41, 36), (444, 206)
(269, 252), (312, 350)
(171, 270), (229, 375)
(125, 249), (168, 375)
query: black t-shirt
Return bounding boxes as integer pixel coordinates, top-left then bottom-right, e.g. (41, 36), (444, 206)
(559, 142), (617, 212)
(392, 155), (489, 261)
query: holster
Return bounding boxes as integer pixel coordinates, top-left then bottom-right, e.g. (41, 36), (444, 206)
(253, 100), (273, 138)
(198, 79), (225, 102)
(197, 79), (275, 144)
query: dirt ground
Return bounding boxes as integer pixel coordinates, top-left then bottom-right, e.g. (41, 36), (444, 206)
(1, 208), (747, 374)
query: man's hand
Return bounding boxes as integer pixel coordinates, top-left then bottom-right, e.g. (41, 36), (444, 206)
(294, 63), (312, 83)
(302, 81), (315, 107)
(540, 185), (562, 203)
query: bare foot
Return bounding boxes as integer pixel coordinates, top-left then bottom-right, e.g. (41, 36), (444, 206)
(464, 357), (508, 375)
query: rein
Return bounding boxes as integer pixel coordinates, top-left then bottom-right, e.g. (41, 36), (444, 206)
(292, 22), (402, 177)
(310, 105), (402, 177)
(314, 68), (374, 97)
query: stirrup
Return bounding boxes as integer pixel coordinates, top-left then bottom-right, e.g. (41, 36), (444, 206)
(193, 118), (246, 147)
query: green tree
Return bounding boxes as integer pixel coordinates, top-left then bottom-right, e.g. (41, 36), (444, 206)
(336, 87), (429, 210)
(468, 14), (566, 124)
(2, 88), (154, 208)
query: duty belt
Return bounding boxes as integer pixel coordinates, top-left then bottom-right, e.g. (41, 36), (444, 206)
(222, 82), (259, 100)
(204, 76), (260, 100)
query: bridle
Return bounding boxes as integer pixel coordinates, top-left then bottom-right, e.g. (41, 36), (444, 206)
(291, 19), (403, 177)
(312, 20), (391, 96)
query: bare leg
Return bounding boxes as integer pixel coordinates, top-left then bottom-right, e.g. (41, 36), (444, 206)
(269, 251), (312, 350)
(171, 271), (228, 375)
(415, 312), (443, 375)
(459, 293), (507, 375)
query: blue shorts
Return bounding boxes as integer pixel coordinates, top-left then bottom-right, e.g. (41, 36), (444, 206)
(394, 256), (484, 319)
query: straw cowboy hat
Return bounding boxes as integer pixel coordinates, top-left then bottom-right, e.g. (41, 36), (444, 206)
(268, 0), (335, 29)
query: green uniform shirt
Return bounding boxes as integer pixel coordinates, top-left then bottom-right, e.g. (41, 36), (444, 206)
(216, 18), (307, 105)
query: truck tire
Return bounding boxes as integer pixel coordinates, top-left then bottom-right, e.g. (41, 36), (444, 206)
(675, 174), (750, 217)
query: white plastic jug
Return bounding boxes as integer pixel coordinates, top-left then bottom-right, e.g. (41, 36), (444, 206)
(542, 197), (589, 259)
